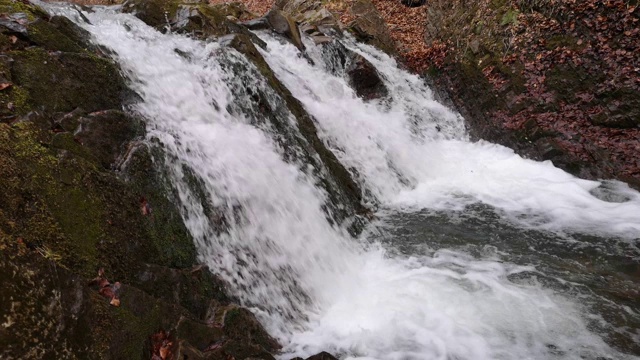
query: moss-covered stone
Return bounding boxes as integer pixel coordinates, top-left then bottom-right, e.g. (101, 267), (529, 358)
(10, 49), (127, 114)
(25, 18), (86, 53)
(122, 0), (182, 30)
(0, 2), (282, 359)
(117, 143), (198, 269)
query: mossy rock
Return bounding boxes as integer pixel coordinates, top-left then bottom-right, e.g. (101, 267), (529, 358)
(74, 110), (144, 169)
(221, 306), (280, 353)
(122, 0), (255, 41)
(122, 0), (183, 30)
(134, 263), (231, 319)
(22, 17), (87, 53)
(117, 142), (197, 269)
(10, 48), (127, 114)
(0, 239), (94, 359)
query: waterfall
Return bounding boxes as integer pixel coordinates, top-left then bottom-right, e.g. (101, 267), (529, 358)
(52, 5), (640, 359)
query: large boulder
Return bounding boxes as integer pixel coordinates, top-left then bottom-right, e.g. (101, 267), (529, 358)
(346, 52), (388, 100)
(123, 0), (262, 43)
(266, 9), (304, 51)
(347, 0), (397, 55)
(290, 351), (339, 360)
(320, 41), (388, 101)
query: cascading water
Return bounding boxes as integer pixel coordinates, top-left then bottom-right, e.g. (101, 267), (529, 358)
(49, 4), (640, 359)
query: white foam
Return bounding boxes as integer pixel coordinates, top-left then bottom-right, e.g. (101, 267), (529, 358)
(260, 35), (640, 239)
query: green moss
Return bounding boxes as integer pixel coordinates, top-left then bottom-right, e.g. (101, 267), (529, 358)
(10, 48), (126, 113)
(500, 9), (519, 26)
(0, 0), (41, 21)
(51, 133), (99, 162)
(122, 0), (181, 30)
(28, 19), (86, 53)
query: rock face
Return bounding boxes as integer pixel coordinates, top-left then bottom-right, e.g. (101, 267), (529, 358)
(347, 0), (397, 56)
(276, 0), (341, 36)
(345, 52), (388, 100)
(265, 9), (305, 51)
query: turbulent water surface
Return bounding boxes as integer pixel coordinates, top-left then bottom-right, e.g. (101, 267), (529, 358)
(48, 4), (640, 359)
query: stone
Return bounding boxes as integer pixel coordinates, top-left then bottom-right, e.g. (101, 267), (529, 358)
(266, 9), (305, 52)
(210, 1), (257, 21)
(536, 138), (566, 160)
(346, 53), (388, 100)
(348, 0), (397, 55)
(74, 110), (144, 169)
(122, 0), (181, 30)
(10, 49), (128, 114)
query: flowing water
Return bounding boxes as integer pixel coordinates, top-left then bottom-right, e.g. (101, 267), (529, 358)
(48, 4), (640, 359)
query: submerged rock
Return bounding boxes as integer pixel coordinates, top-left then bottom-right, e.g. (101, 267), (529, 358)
(291, 351), (339, 360)
(346, 52), (388, 100)
(320, 40), (388, 101)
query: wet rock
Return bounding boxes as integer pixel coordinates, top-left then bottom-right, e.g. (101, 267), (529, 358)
(535, 138), (566, 161)
(116, 142), (198, 269)
(220, 33), (366, 223)
(290, 352), (339, 360)
(347, 0), (397, 55)
(208, 304), (281, 353)
(210, 1), (257, 21)
(319, 40), (388, 100)
(307, 352), (339, 360)
(122, 0), (181, 30)
(265, 9), (305, 52)
(135, 263), (231, 320)
(346, 52), (388, 100)
(72, 110), (144, 169)
(0, 243), (94, 358)
(123, 0), (266, 47)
